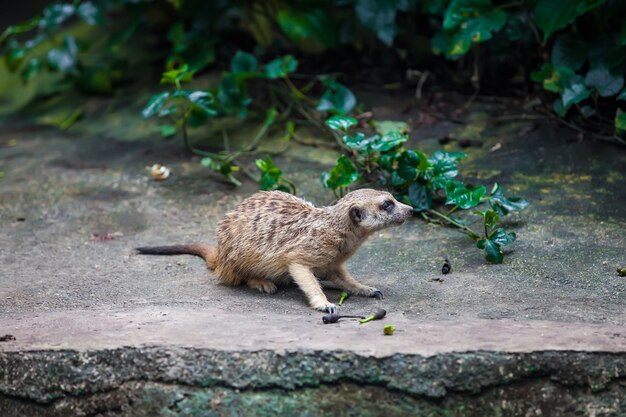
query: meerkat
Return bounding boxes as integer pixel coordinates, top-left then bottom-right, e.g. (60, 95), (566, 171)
(136, 189), (413, 312)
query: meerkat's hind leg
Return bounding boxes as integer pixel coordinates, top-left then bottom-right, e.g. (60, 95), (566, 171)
(246, 277), (278, 294)
(328, 265), (384, 299)
(288, 263), (337, 313)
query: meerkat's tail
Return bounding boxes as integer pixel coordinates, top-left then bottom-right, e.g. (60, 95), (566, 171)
(136, 244), (217, 269)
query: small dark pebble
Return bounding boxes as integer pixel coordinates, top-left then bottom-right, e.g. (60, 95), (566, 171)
(431, 277), (444, 282)
(457, 139), (471, 148)
(322, 314), (340, 324)
(437, 136), (452, 145)
(16, 217), (25, 222)
(0, 334), (16, 342)
(442, 259), (452, 274)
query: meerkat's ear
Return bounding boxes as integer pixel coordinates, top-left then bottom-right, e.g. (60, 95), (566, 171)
(349, 206), (364, 224)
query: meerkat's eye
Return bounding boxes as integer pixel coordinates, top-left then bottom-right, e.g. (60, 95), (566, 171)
(381, 200), (394, 211)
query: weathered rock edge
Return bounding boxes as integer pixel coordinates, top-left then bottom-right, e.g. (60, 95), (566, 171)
(1, 348), (625, 403)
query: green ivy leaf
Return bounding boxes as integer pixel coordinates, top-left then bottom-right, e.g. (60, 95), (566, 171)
(5, 47), (26, 72)
(489, 228), (516, 246)
(317, 77), (356, 115)
(217, 74), (252, 116)
(561, 73), (590, 107)
(475, 209), (499, 229)
(159, 124), (176, 138)
(39, 3), (75, 30)
(585, 67), (625, 98)
(277, 8), (337, 52)
(489, 183), (529, 215)
(0, 16), (40, 47)
(231, 51), (258, 78)
(47, 35), (78, 75)
(371, 131), (407, 152)
(256, 156), (283, 191)
(397, 150), (429, 181)
(407, 182), (432, 212)
(530, 63), (553, 82)
(343, 132), (378, 152)
(321, 155), (359, 190)
(201, 156), (241, 187)
(355, 0), (409, 46)
(264, 55), (298, 79)
(617, 89), (626, 101)
(543, 67), (590, 108)
(186, 91), (217, 127)
(443, 0), (507, 57)
(160, 64), (194, 86)
(477, 239), (503, 263)
(553, 98), (568, 117)
(428, 151), (465, 189)
(325, 116), (358, 132)
(445, 181), (486, 209)
(390, 171), (407, 188)
(534, 0), (606, 40)
(551, 33), (587, 71)
(142, 92), (170, 119)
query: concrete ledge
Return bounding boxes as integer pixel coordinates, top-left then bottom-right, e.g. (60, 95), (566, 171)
(1, 307), (625, 355)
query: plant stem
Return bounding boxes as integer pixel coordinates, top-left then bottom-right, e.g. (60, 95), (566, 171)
(222, 128), (230, 152)
(281, 176), (298, 194)
(181, 116), (192, 155)
(247, 119), (272, 151)
(427, 209), (480, 240)
(284, 76), (317, 105)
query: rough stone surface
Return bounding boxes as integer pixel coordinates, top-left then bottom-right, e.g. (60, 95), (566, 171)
(1, 349), (625, 416)
(1, 92), (625, 415)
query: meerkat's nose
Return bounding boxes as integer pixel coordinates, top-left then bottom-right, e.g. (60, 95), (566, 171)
(400, 202), (413, 217)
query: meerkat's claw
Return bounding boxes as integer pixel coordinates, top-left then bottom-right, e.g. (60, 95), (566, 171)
(324, 304), (338, 314)
(372, 290), (384, 300)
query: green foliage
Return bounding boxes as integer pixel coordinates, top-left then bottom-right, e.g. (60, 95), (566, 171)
(489, 183), (529, 215)
(317, 77), (357, 115)
(354, 0), (411, 46)
(438, 0), (507, 58)
(256, 156), (296, 194)
(200, 155), (241, 187)
(5, 0), (624, 138)
(325, 116), (357, 132)
(264, 55), (298, 79)
(323, 118), (528, 263)
(321, 155), (360, 196)
(533, 0), (605, 40)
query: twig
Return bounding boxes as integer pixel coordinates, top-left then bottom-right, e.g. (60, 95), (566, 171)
(222, 128), (230, 152)
(426, 209), (480, 240)
(284, 76), (317, 105)
(415, 70), (430, 101)
(247, 119), (272, 151)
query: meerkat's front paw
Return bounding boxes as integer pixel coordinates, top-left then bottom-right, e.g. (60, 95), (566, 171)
(311, 300), (337, 314)
(353, 285), (383, 299)
(247, 278), (278, 294)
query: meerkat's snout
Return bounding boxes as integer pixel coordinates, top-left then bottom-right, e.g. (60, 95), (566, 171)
(387, 199), (414, 225)
(351, 192), (414, 231)
(393, 201), (414, 224)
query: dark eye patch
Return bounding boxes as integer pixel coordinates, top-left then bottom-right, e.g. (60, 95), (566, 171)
(381, 200), (394, 211)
